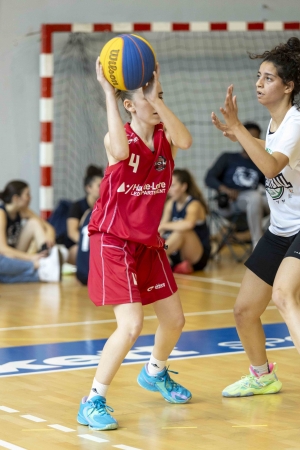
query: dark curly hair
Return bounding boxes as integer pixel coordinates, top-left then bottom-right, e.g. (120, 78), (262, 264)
(249, 37), (300, 109)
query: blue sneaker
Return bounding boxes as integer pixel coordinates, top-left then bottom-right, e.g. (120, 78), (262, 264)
(77, 395), (118, 430)
(137, 365), (192, 404)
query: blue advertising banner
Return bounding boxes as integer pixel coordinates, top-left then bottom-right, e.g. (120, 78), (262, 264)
(0, 323), (293, 377)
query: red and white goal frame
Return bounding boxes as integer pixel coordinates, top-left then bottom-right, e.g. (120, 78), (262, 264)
(40, 21), (300, 219)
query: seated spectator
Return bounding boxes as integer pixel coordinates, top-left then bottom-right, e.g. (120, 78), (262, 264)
(0, 180), (62, 283)
(205, 121), (269, 248)
(76, 208), (92, 285)
(67, 165), (103, 265)
(159, 168), (211, 274)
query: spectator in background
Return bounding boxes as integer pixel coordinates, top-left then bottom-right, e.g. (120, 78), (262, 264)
(67, 165), (103, 264)
(76, 208), (92, 285)
(0, 180), (61, 282)
(159, 168), (211, 274)
(205, 122), (269, 248)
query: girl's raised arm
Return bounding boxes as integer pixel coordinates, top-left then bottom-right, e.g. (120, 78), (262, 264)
(143, 63), (193, 155)
(213, 85), (288, 179)
(96, 58), (129, 162)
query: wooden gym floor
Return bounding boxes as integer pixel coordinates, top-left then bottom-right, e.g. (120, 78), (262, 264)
(0, 247), (299, 450)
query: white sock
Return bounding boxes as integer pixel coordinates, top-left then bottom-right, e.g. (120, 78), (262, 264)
(251, 362), (269, 376)
(87, 378), (109, 400)
(147, 355), (167, 376)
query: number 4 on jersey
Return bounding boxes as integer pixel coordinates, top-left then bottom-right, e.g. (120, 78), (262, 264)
(129, 153), (140, 173)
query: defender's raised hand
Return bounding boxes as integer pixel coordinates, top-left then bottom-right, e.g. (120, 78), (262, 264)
(219, 85), (241, 129)
(211, 111), (238, 142)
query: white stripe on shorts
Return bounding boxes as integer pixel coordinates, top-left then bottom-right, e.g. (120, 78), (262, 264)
(123, 242), (133, 303)
(156, 249), (174, 295)
(100, 233), (105, 306)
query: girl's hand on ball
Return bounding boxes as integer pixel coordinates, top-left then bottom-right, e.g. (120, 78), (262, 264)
(95, 58), (115, 94)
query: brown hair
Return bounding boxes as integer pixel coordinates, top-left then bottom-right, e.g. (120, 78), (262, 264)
(0, 180), (28, 204)
(173, 168), (209, 214)
(115, 88), (139, 118)
(249, 36), (300, 109)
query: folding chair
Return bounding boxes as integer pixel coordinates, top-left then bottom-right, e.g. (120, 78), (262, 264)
(207, 191), (252, 263)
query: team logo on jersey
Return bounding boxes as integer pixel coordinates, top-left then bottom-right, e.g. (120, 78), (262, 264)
(154, 156), (167, 171)
(117, 182), (166, 196)
(265, 172), (293, 200)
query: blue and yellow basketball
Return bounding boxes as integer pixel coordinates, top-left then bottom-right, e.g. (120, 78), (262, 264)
(100, 34), (156, 91)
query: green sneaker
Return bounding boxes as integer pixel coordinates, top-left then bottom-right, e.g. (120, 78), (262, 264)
(222, 362), (282, 398)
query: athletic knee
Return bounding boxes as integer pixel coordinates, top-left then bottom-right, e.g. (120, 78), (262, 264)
(233, 303), (252, 324)
(165, 312), (185, 331)
(178, 313), (185, 330)
(272, 286), (300, 310)
(119, 318), (143, 343)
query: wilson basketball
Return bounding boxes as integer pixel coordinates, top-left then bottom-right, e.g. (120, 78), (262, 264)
(99, 34), (156, 91)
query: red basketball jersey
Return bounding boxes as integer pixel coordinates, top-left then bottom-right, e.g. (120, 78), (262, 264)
(88, 122), (174, 248)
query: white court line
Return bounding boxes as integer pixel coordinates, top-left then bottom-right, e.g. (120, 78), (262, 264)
(0, 305), (277, 333)
(48, 424), (75, 432)
(78, 434), (109, 443)
(0, 441), (26, 450)
(185, 306), (277, 317)
(174, 274), (241, 287)
(113, 445), (142, 450)
(0, 319), (117, 332)
(20, 415), (46, 423)
(0, 279), (240, 332)
(0, 406), (18, 413)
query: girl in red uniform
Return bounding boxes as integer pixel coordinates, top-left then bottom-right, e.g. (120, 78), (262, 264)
(77, 59), (193, 430)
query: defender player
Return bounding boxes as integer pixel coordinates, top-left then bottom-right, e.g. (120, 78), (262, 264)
(211, 37), (300, 397)
(77, 59), (193, 430)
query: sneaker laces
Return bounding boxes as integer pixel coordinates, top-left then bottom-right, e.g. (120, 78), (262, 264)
(240, 374), (266, 388)
(88, 397), (114, 417)
(159, 367), (182, 392)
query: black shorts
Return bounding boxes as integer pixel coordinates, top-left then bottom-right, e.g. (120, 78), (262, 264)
(170, 247), (211, 272)
(245, 229), (300, 286)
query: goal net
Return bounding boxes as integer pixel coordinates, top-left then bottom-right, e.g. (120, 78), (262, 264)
(52, 30), (300, 205)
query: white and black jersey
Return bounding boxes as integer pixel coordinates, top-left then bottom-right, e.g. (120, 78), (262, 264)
(265, 106), (300, 237)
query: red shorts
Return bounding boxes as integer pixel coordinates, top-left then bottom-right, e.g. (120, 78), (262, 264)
(88, 233), (178, 306)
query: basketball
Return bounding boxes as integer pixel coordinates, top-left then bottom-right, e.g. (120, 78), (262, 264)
(99, 34), (156, 91)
